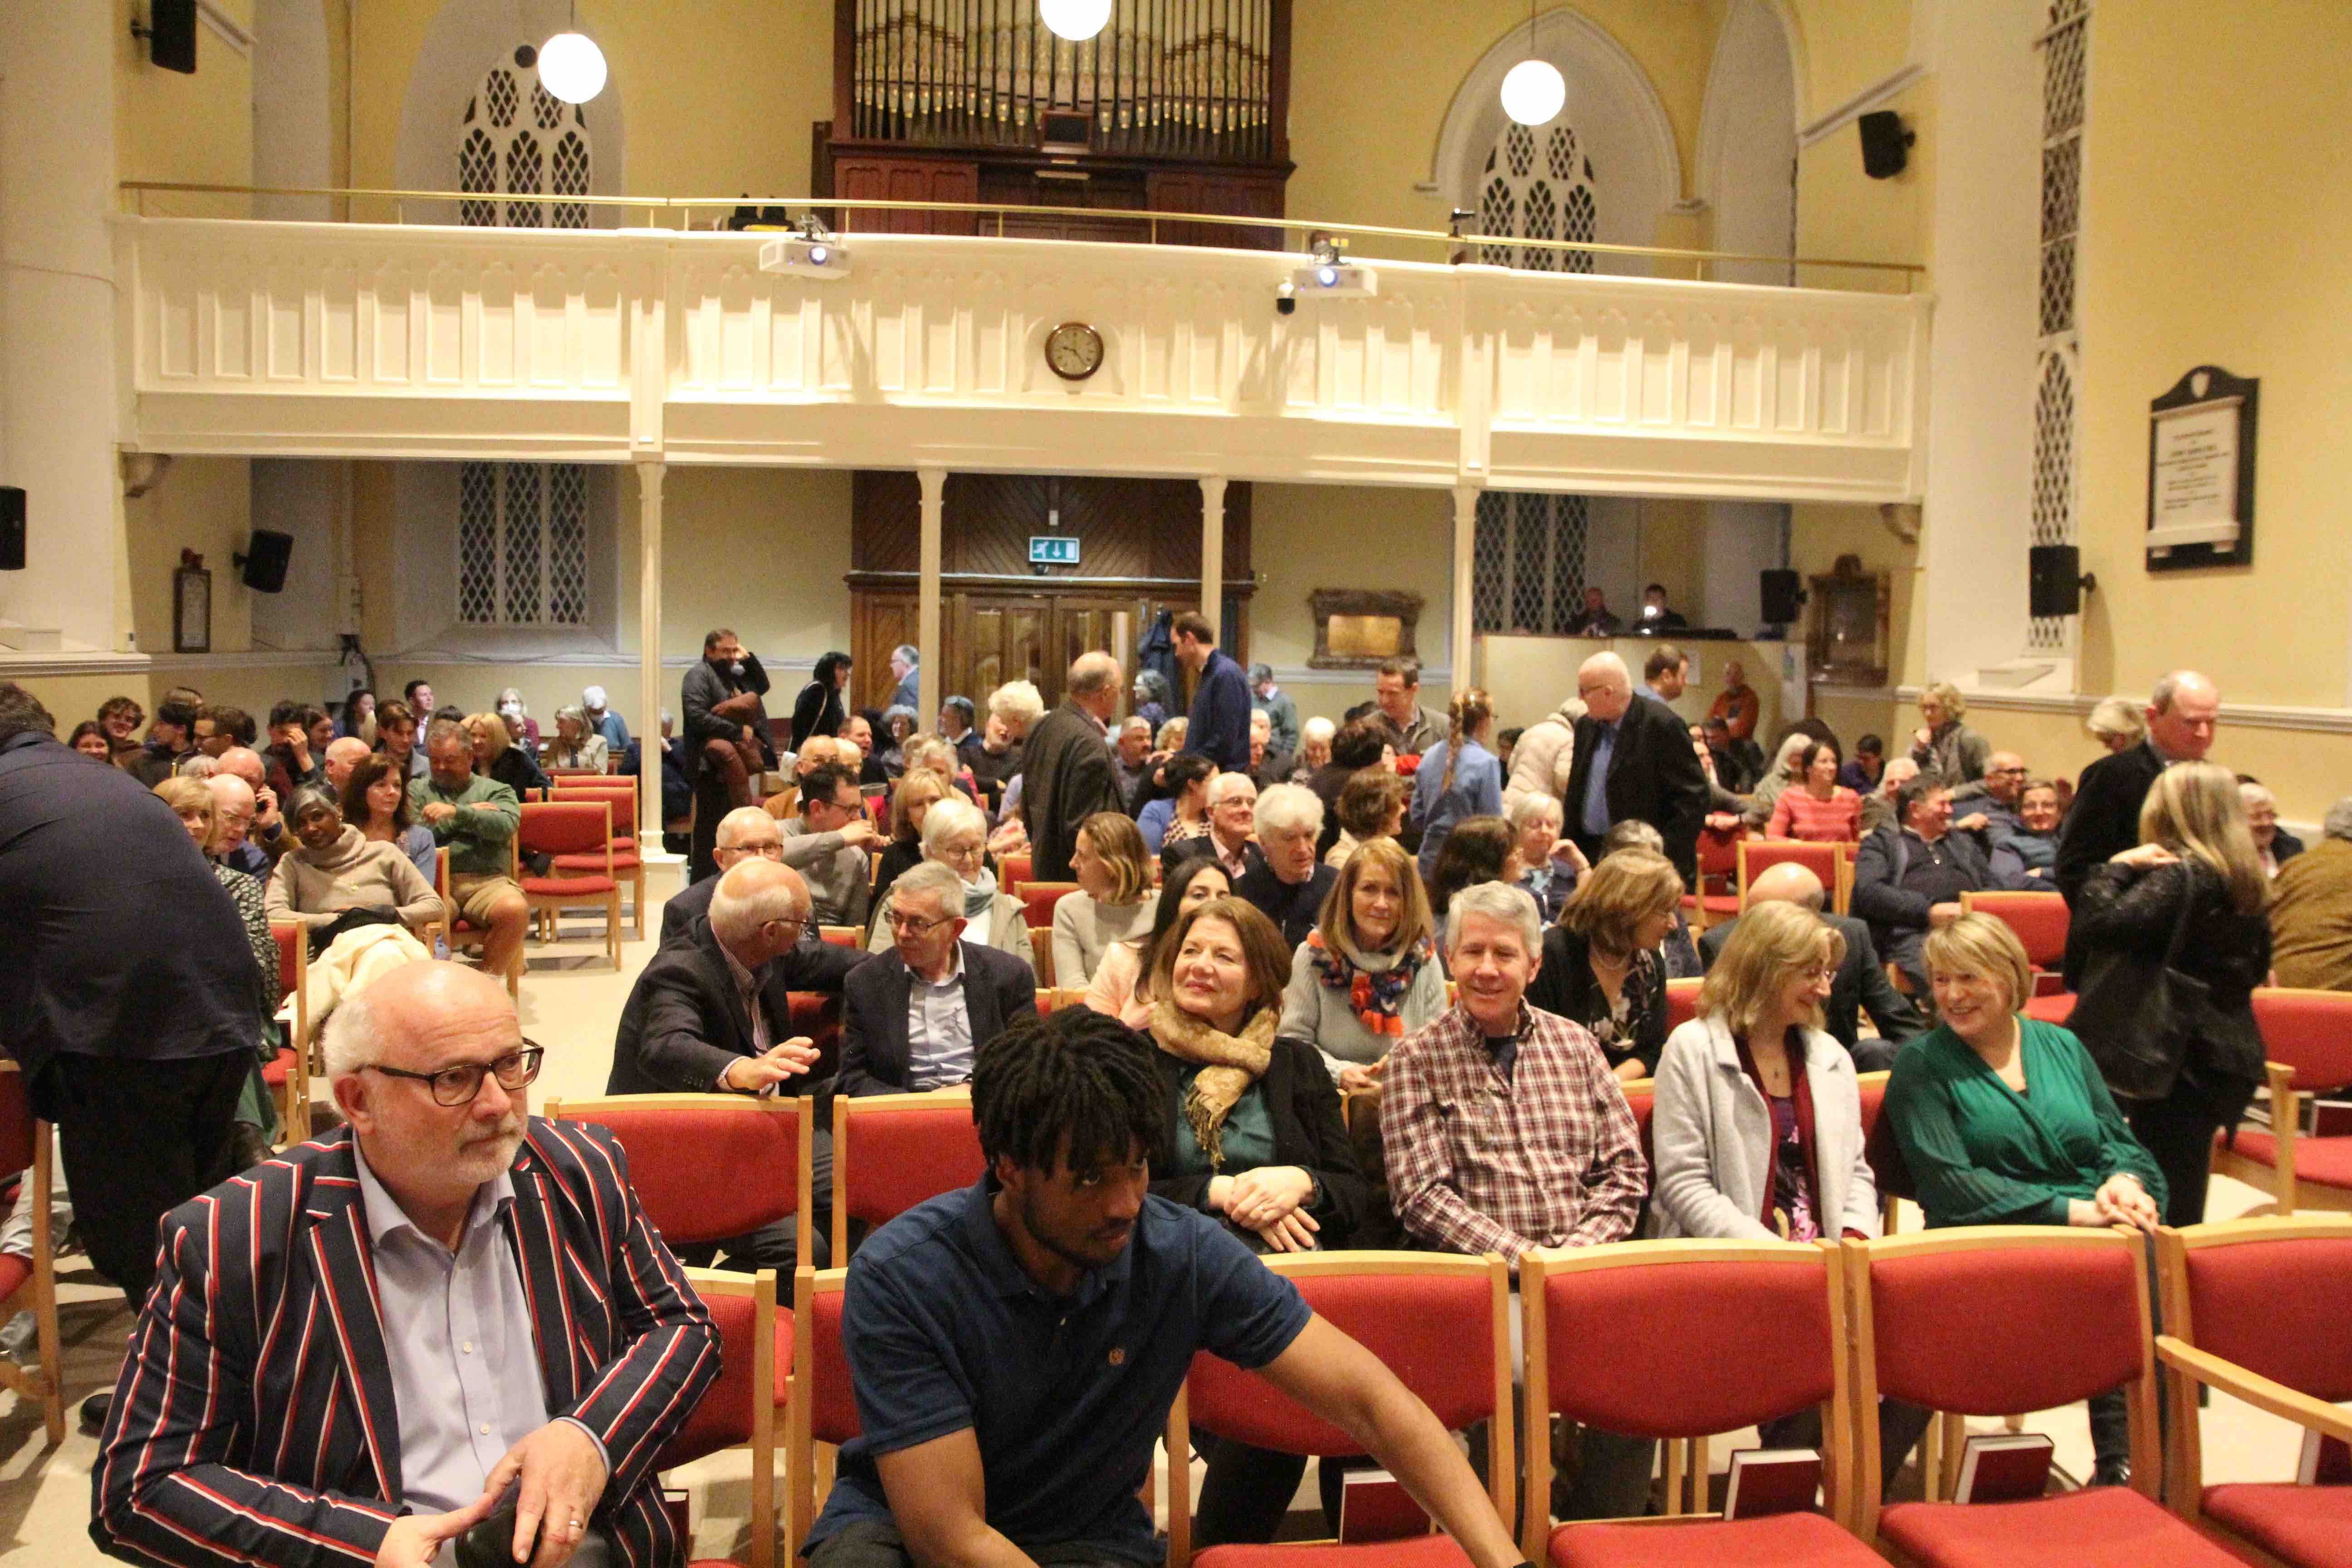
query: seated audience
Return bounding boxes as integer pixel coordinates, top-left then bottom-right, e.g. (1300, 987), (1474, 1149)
(1909, 681), (1990, 787)
(938, 695), (980, 756)
(1766, 738), (1862, 843)
(546, 704), (609, 772)
(1307, 717), (1389, 858)
(1132, 666), (1173, 729)
(877, 705), (917, 777)
(1529, 847), (1680, 1082)
(492, 687), (539, 750)
(1411, 689), (1502, 883)
(192, 702), (260, 762)
(1858, 753), (1919, 838)
(1990, 777), (2064, 887)
(1110, 715), (1155, 809)
(333, 688), (375, 744)
(265, 785), (444, 940)
(341, 753), (438, 885)
(466, 710), (549, 798)
(843, 861), (1038, 1097)
(780, 760), (881, 931)
(206, 772), (276, 878)
(1052, 813), (1160, 988)
(1511, 793), (1584, 923)
(1742, 733), (1811, 830)
(871, 769), (948, 919)
(1426, 814), (1521, 958)
(1884, 911), (2165, 1487)
(1597, 818), (1702, 977)
(1708, 658), (1759, 742)
(1854, 776), (1992, 995)
(265, 702), (331, 790)
(98, 694), (147, 768)
(1380, 880), (1651, 1519)
(94, 962), (719, 1568)
(373, 698), (425, 780)
(1293, 715), (1334, 782)
(412, 718), (527, 979)
(1086, 858), (1232, 1030)
(965, 712), (1023, 812)
(902, 732), (981, 805)
(2273, 797), (2352, 990)
(1155, 715), (1189, 754)
(1950, 749), (2031, 849)
(1566, 583), (1622, 635)
(1326, 765), (1409, 869)
(1245, 709), (1292, 792)
(1281, 838), (1445, 1091)
(68, 720), (112, 761)
(1691, 723), (1751, 825)
(2086, 693), (2148, 754)
(2239, 780), (2303, 876)
(1234, 783), (1335, 949)
(864, 797), (1033, 973)
(1637, 582), (1689, 630)
(1699, 715), (1752, 794)
(1699, 862), (1920, 1069)
(157, 777), (284, 1158)
(1838, 732), (1885, 794)
(1165, 769), (1263, 882)
(2072, 761), (2269, 1230)
(663, 806), (786, 945)
(321, 734), (373, 793)
(130, 695), (199, 785)
(583, 684), (629, 753)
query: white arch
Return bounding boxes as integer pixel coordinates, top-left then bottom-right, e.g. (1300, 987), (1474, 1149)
(1695, 0), (1800, 286)
(252, 0), (333, 221)
(1429, 8), (1683, 275)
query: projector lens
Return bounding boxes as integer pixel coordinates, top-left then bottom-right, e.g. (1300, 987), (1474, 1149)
(808, 245), (829, 265)
(1317, 265), (1338, 287)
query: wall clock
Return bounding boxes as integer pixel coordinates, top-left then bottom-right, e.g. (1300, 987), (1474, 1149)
(1044, 321), (1104, 382)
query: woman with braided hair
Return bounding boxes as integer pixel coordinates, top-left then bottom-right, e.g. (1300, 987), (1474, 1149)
(1409, 686), (1501, 883)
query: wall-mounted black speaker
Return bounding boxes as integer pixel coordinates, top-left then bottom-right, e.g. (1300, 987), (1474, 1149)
(1859, 110), (1914, 179)
(235, 529), (294, 593)
(0, 488), (23, 572)
(1760, 568), (1803, 624)
(141, 0), (199, 74)
(2029, 544), (2096, 618)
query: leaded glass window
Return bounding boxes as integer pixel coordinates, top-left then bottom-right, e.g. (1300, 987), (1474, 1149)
(2030, 0), (2088, 652)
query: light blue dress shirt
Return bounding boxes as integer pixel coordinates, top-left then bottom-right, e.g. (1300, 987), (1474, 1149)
(906, 941), (975, 1090)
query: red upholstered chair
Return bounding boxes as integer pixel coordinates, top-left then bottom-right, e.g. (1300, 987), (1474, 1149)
(552, 780), (646, 940)
(788, 1267), (857, 1551)
(786, 992), (844, 1070)
(1842, 1227), (2240, 1567)
(1166, 1253), (1513, 1568)
(1961, 891), (2070, 999)
(819, 926), (862, 947)
(830, 1091), (985, 1261)
(438, 840), (524, 998)
(660, 1268), (784, 1568)
(519, 799), (622, 967)
(1000, 853), (1034, 894)
(0, 1063), (63, 1444)
(1740, 839), (1849, 916)
(1663, 978), (1701, 1034)
(1686, 826), (1745, 931)
(1522, 1241), (1880, 1565)
(1018, 880), (1078, 929)
(2153, 1216), (2352, 1566)
(260, 920), (312, 1143)
(1853, 1071), (1904, 1235)
(2210, 988), (2352, 1215)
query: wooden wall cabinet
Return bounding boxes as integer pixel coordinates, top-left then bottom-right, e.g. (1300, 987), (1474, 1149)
(832, 156), (980, 235)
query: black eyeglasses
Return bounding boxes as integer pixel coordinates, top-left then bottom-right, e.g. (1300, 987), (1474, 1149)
(365, 1044), (544, 1107)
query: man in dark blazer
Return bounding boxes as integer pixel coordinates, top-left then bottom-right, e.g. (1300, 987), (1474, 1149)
(841, 862), (1039, 1098)
(1559, 652), (1710, 884)
(1020, 652), (1128, 883)
(1695, 862), (1922, 1071)
(93, 962), (718, 1568)
(659, 804), (788, 946)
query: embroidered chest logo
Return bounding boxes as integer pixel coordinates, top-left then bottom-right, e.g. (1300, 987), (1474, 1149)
(1107, 1347), (1126, 1366)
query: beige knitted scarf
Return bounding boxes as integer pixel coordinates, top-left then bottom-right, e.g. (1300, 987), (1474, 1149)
(1148, 1001), (1278, 1170)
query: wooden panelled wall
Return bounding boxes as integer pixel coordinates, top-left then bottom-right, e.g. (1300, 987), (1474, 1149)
(847, 470), (1252, 714)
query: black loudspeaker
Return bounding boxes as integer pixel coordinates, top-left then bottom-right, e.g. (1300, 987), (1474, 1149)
(1859, 110), (1914, 179)
(235, 529), (294, 593)
(142, 0), (199, 74)
(1760, 568), (1803, 624)
(0, 488), (23, 572)
(2030, 544), (2095, 617)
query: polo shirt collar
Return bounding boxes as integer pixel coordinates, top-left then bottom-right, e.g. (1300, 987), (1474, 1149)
(956, 1177), (1136, 1306)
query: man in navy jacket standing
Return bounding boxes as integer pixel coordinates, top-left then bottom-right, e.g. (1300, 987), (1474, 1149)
(1174, 611), (1251, 772)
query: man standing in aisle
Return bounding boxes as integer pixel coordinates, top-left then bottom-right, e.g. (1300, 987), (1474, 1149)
(1560, 651), (1710, 885)
(1174, 611), (1252, 771)
(1250, 662), (1299, 759)
(1368, 657), (1446, 758)
(1021, 652), (1127, 882)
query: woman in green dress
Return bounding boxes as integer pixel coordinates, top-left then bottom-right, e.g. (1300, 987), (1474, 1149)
(1885, 910), (2165, 1488)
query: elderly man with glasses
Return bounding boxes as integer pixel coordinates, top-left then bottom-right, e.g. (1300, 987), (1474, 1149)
(839, 861), (1038, 1100)
(94, 960), (718, 1568)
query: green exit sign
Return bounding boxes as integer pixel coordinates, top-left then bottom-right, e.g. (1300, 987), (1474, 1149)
(1029, 535), (1080, 566)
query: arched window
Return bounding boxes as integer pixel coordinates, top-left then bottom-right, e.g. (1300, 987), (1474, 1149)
(2030, 0), (2088, 652)
(1472, 118), (1597, 634)
(454, 44), (593, 626)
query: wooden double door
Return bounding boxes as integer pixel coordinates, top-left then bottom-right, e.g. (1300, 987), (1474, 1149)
(853, 587), (1181, 719)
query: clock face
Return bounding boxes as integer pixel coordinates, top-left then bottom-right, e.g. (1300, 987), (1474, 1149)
(1045, 321), (1104, 381)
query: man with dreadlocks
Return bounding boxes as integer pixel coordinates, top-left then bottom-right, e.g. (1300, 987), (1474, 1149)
(801, 1008), (1526, 1568)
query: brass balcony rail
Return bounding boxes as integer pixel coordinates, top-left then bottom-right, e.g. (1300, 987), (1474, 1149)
(116, 181), (1927, 288)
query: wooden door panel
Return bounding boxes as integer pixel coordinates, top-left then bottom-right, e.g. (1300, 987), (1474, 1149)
(853, 590), (918, 713)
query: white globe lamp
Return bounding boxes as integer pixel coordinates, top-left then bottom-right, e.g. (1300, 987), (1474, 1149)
(1500, 58), (1565, 127)
(538, 31), (608, 105)
(1039, 0), (1112, 43)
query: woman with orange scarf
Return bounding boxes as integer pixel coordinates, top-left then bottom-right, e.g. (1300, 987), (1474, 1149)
(1277, 838), (1447, 1093)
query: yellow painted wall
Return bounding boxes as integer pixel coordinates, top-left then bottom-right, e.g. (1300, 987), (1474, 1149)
(125, 459), (258, 657)
(1251, 482), (1454, 725)
(116, 0), (255, 203)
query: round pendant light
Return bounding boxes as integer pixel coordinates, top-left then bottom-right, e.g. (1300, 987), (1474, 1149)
(1039, 0), (1112, 43)
(539, 30), (608, 105)
(1501, 58), (1566, 126)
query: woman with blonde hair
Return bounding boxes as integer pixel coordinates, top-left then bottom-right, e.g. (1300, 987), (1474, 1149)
(866, 794), (1032, 973)
(1280, 838), (1445, 1092)
(2071, 760), (2270, 1230)
(2085, 694), (2147, 755)
(1910, 680), (1989, 786)
(545, 704), (608, 772)
(1410, 687), (1502, 883)
(1155, 715), (1190, 754)
(464, 710), (548, 797)
(869, 767), (951, 921)
(1529, 847), (1682, 1081)
(1051, 811), (1161, 986)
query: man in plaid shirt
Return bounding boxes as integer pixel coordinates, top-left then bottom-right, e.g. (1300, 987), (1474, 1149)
(1382, 880), (1653, 1517)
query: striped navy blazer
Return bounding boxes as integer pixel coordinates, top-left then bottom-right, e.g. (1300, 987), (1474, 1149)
(91, 1117), (720, 1568)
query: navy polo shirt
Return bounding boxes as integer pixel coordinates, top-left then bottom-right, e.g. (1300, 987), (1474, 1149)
(803, 1178), (1313, 1563)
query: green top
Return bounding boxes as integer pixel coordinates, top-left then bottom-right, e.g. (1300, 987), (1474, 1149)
(1168, 1071), (1279, 1179)
(408, 772), (521, 879)
(1885, 1017), (2167, 1228)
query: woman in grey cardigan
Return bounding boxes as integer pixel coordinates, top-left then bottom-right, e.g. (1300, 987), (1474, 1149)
(1278, 838), (1447, 1090)
(1649, 899), (1879, 1242)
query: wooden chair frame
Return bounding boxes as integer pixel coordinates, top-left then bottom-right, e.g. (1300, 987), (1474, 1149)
(1740, 838), (1854, 916)
(1028, 926), (1055, 987)
(438, 840), (524, 998)
(829, 1090), (979, 1262)
(788, 1265), (852, 1562)
(2152, 1215), (2352, 1548)
(543, 1093), (816, 1272)
(1522, 1240), (1857, 1553)
(2210, 988), (2352, 1217)
(676, 1267), (784, 1568)
(0, 1063), (64, 1445)
(521, 799), (622, 968)
(1840, 1227), (2164, 1548)
(269, 919), (313, 1144)
(1163, 1251), (1513, 1568)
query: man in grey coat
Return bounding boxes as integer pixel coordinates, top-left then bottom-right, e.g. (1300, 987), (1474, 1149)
(1019, 652), (1127, 883)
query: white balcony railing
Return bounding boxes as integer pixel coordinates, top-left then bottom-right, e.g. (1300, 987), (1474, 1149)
(116, 215), (1929, 501)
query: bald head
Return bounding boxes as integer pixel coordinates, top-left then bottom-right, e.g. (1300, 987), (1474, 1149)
(216, 745), (266, 791)
(796, 736), (844, 776)
(206, 774), (256, 851)
(708, 858), (811, 962)
(1578, 652), (1632, 723)
(715, 806), (782, 851)
(1745, 862), (1827, 913)
(322, 960), (519, 1081)
(323, 736), (372, 790)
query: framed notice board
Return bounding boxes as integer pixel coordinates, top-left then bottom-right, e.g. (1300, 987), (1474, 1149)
(2145, 364), (2258, 572)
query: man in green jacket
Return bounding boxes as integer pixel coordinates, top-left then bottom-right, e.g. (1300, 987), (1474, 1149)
(411, 717), (526, 980)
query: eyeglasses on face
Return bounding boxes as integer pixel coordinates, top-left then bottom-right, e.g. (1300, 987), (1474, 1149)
(884, 909), (954, 935)
(364, 1044), (544, 1106)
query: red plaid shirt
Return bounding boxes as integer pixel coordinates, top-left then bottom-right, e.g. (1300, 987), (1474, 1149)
(1382, 1001), (1648, 1263)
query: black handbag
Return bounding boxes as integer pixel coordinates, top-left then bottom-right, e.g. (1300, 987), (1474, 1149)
(2064, 866), (2205, 1103)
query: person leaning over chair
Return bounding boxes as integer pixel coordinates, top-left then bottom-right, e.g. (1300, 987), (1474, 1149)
(1052, 812), (1161, 988)
(265, 785), (446, 943)
(842, 862), (1039, 1098)
(2069, 761), (2269, 1231)
(1883, 911), (2165, 1488)
(1280, 837), (1446, 1093)
(93, 961), (720, 1568)
(863, 796), (1034, 974)
(1528, 847), (1681, 1083)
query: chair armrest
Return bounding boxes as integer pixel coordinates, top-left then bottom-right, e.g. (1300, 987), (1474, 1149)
(2155, 1337), (2352, 1443)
